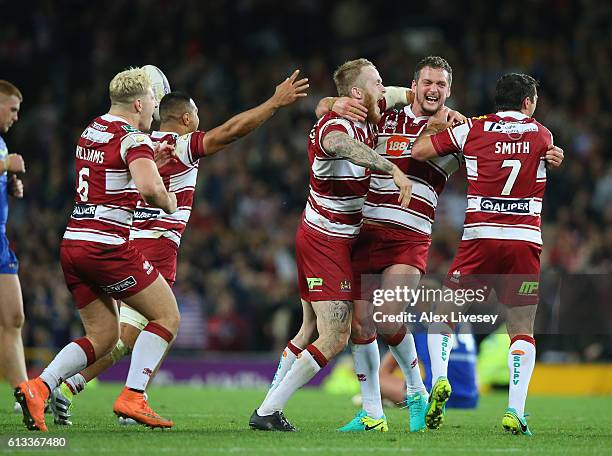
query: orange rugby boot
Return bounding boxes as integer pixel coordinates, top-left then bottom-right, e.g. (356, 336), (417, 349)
(14, 378), (50, 432)
(113, 387), (173, 429)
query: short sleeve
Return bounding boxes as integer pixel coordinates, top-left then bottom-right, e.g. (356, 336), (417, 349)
(189, 130), (207, 162)
(431, 122), (471, 156)
(120, 133), (155, 164)
(318, 117), (354, 156)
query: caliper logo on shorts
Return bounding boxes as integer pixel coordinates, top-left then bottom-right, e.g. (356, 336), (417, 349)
(101, 276), (137, 294)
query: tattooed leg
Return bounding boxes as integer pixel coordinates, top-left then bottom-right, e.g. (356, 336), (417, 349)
(310, 300), (353, 359)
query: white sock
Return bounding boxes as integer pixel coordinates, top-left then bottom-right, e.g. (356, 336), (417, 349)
(352, 340), (383, 419)
(125, 325), (171, 391)
(428, 323), (454, 383)
(389, 332), (427, 397)
(258, 349), (322, 416)
(65, 373), (87, 395)
(263, 341), (302, 403)
(508, 337), (536, 416)
(40, 342), (89, 391)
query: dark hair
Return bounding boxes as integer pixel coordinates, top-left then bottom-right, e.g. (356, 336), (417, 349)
(494, 73), (538, 111)
(159, 91), (194, 122)
(413, 56), (452, 86)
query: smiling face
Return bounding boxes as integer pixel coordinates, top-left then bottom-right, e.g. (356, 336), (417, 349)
(0, 94), (20, 133)
(411, 66), (451, 117)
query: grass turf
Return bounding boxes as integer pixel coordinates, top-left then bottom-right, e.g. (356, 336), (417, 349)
(1, 382), (611, 455)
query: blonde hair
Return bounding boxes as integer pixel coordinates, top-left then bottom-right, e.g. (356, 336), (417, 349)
(333, 58), (375, 97)
(109, 67), (151, 105)
(0, 80), (23, 102)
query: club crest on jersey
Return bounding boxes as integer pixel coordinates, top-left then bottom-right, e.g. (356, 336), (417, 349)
(386, 135), (411, 157)
(382, 116), (398, 131)
(101, 276), (137, 294)
(450, 270), (461, 283)
(340, 279), (352, 291)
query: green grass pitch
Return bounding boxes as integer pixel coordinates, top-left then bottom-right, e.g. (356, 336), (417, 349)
(1, 382), (611, 455)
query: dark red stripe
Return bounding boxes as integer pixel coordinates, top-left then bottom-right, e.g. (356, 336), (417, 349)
(382, 325), (407, 346)
(511, 334), (535, 346)
(74, 337), (96, 366)
(287, 341), (303, 356)
(306, 344), (328, 368)
(143, 322), (174, 343)
(351, 335), (377, 345)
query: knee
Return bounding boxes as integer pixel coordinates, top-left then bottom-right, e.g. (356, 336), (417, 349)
(350, 319), (376, 343)
(1, 310), (25, 330)
(165, 310), (181, 335)
(88, 324), (120, 357)
(327, 329), (351, 357)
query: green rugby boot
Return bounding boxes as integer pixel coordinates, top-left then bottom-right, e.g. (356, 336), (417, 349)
(502, 407), (532, 436)
(425, 377), (452, 430)
(338, 409), (388, 432)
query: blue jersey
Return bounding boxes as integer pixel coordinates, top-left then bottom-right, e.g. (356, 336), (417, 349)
(0, 135), (8, 232)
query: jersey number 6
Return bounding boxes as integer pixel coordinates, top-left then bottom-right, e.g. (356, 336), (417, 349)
(77, 167), (90, 202)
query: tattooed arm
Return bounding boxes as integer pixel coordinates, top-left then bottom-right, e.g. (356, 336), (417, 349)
(322, 130), (412, 207)
(322, 130), (394, 173)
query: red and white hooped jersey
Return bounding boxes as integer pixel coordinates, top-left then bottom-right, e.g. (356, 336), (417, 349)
(365, 105), (462, 235)
(63, 114), (155, 245)
(129, 130), (206, 246)
(303, 112), (377, 239)
(431, 111), (552, 245)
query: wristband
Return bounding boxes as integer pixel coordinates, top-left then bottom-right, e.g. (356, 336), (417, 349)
(1, 156), (9, 173)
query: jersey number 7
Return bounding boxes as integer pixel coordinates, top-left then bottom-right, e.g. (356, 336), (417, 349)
(500, 159), (521, 196)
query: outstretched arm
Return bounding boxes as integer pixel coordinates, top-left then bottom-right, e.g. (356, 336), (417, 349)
(202, 70), (309, 155)
(322, 130), (412, 207)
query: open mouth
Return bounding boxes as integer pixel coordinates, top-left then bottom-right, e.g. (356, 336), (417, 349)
(425, 94), (439, 103)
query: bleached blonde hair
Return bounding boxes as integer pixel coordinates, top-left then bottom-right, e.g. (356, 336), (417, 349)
(109, 67), (151, 105)
(333, 58), (375, 97)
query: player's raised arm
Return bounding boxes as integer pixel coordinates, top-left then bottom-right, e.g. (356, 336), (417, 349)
(322, 130), (412, 207)
(384, 86), (414, 108)
(202, 70), (308, 155)
(129, 156), (177, 214)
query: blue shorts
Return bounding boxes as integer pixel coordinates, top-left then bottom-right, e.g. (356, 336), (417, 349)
(0, 233), (19, 274)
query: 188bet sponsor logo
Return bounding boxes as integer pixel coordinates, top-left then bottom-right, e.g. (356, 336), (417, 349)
(385, 136), (411, 157)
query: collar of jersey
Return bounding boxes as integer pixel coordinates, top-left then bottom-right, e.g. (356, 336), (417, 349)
(495, 110), (530, 120)
(152, 131), (179, 138)
(404, 105), (429, 122)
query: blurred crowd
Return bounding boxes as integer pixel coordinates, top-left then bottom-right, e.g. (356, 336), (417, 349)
(1, 0), (610, 360)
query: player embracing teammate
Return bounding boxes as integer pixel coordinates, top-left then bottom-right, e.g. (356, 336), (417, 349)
(250, 58), (413, 431)
(412, 73), (563, 435)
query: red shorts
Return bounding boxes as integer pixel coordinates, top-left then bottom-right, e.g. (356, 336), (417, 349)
(295, 224), (356, 301)
(60, 240), (160, 309)
(130, 237), (178, 287)
(444, 239), (542, 306)
(352, 223), (431, 300)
